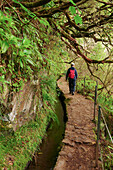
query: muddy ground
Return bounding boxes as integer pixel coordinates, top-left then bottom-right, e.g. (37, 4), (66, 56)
(54, 76), (102, 170)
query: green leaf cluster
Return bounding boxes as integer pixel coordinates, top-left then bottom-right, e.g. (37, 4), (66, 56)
(40, 74), (58, 122)
(69, 0), (82, 25)
(0, 9), (43, 93)
(97, 93), (113, 116)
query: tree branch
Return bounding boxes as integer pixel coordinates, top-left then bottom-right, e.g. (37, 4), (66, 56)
(14, 0), (51, 8)
(60, 29), (113, 64)
(48, 18), (113, 64)
(34, 2), (72, 18)
(96, 0), (113, 6)
(86, 63), (110, 94)
(86, 13), (113, 31)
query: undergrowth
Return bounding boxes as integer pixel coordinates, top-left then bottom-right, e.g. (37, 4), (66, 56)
(0, 111), (49, 170)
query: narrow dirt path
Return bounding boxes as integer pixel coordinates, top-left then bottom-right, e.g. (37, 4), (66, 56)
(54, 76), (100, 170)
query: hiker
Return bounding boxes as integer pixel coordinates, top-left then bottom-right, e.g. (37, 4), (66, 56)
(66, 62), (78, 95)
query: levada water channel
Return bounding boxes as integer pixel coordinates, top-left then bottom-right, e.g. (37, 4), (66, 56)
(26, 94), (67, 170)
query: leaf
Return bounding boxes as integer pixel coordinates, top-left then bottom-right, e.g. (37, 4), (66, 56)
(22, 38), (31, 47)
(108, 146), (113, 150)
(19, 50), (25, 57)
(69, 0), (76, 6)
(0, 75), (10, 84)
(12, 0), (36, 18)
(23, 49), (32, 55)
(12, 0), (19, 3)
(20, 59), (23, 68)
(1, 41), (9, 53)
(69, 6), (76, 15)
(34, 17), (38, 20)
(69, 1), (82, 14)
(4, 7), (10, 10)
(16, 42), (21, 48)
(0, 28), (4, 35)
(74, 14), (82, 24)
(27, 58), (34, 66)
(38, 18), (49, 26)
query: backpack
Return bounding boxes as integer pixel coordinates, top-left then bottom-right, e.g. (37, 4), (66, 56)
(68, 69), (75, 79)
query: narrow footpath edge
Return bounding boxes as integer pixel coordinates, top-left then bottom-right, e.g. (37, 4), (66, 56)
(54, 76), (101, 170)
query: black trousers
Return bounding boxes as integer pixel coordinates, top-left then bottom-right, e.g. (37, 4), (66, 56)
(69, 78), (76, 93)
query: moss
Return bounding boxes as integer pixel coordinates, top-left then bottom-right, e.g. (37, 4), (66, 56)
(0, 110), (49, 169)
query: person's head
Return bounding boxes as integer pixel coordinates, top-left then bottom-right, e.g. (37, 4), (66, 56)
(71, 62), (75, 67)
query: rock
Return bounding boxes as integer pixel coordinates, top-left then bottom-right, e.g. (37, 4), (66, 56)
(68, 153), (73, 158)
(62, 139), (75, 147)
(54, 159), (66, 170)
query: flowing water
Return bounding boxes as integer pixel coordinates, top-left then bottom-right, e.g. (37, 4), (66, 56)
(27, 97), (66, 170)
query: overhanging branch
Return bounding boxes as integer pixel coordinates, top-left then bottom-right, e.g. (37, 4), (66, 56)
(86, 63), (110, 93)
(13, 0), (51, 8)
(60, 29), (113, 64)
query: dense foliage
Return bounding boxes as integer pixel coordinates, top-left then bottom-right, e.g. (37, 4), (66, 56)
(0, 0), (113, 92)
(0, 0), (113, 169)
